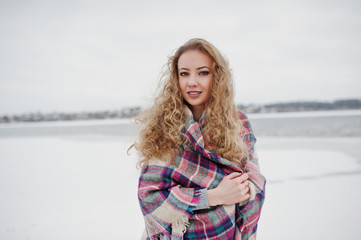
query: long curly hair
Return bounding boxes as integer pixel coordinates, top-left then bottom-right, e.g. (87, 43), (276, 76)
(132, 38), (249, 167)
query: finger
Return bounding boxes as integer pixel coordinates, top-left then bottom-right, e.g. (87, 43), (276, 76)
(244, 193), (250, 200)
(239, 182), (248, 191)
(239, 175), (249, 184)
(233, 174), (249, 183)
(243, 186), (250, 194)
(241, 173), (249, 182)
(227, 172), (243, 179)
(238, 193), (250, 203)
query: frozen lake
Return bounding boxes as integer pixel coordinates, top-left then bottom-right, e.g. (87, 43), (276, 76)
(1, 110), (361, 239)
(1, 109), (361, 138)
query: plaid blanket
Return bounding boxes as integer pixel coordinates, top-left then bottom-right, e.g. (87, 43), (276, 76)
(138, 110), (266, 240)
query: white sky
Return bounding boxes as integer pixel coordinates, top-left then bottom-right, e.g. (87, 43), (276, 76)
(0, 0), (360, 115)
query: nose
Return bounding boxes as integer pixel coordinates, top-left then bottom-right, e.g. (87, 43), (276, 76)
(187, 74), (198, 87)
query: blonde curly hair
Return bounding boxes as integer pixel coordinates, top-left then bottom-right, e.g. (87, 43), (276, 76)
(132, 38), (249, 167)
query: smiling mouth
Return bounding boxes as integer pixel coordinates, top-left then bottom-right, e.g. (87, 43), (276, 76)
(187, 91), (202, 96)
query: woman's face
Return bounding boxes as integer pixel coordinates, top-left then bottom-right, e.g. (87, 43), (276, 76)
(178, 50), (213, 113)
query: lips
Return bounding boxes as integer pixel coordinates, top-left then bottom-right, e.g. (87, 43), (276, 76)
(187, 91), (202, 98)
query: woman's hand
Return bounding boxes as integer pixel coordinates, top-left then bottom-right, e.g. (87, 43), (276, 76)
(207, 172), (250, 206)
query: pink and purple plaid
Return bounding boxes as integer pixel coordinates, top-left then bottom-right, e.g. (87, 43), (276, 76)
(138, 111), (266, 240)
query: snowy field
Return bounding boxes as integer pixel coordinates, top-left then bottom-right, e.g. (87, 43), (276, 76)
(0, 135), (361, 239)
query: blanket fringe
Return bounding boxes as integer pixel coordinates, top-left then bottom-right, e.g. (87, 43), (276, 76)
(171, 214), (189, 237)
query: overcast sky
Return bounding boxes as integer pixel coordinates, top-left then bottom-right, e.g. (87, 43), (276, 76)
(0, 0), (360, 115)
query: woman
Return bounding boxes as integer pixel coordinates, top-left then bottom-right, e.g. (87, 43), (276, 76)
(133, 38), (266, 240)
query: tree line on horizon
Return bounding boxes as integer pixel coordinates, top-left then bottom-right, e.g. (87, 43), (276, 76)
(1, 99), (360, 124)
(238, 99), (361, 113)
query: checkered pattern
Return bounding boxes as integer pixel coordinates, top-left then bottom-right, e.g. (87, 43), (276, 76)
(138, 111), (266, 240)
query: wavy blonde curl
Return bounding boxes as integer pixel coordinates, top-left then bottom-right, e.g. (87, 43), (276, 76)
(131, 38), (250, 168)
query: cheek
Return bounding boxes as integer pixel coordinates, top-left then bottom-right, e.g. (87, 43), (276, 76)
(178, 80), (186, 97)
(178, 80), (186, 92)
(206, 77), (213, 92)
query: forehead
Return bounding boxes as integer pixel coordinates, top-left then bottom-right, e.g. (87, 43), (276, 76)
(178, 50), (213, 68)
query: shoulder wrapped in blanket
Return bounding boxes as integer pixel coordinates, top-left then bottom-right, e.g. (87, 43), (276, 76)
(138, 111), (266, 240)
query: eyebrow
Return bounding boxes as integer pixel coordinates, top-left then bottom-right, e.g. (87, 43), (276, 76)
(179, 66), (211, 71)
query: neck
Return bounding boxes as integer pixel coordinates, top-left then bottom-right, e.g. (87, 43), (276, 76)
(190, 105), (204, 122)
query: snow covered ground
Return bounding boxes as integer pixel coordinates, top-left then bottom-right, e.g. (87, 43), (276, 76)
(0, 135), (360, 239)
(256, 137), (361, 239)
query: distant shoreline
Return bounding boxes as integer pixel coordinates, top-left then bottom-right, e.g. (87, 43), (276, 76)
(247, 109), (361, 119)
(1, 109), (360, 128)
(1, 98), (360, 124)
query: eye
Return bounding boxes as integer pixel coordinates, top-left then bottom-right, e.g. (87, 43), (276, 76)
(179, 72), (189, 76)
(199, 71), (209, 76)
